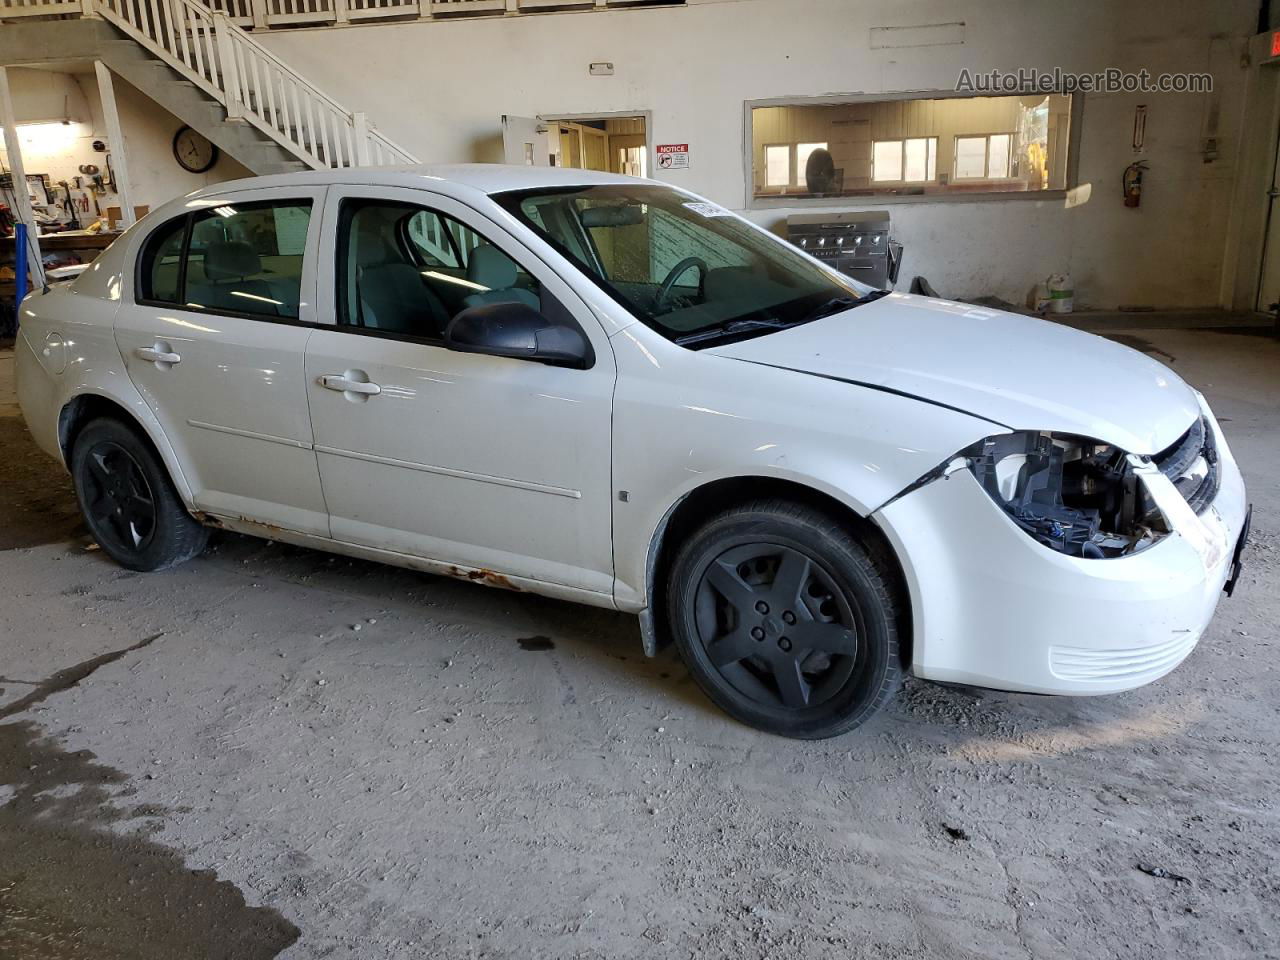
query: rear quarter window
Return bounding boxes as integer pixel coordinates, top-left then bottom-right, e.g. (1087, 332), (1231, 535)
(138, 216), (188, 304)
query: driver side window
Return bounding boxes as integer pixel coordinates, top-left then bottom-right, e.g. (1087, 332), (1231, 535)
(336, 199), (542, 341)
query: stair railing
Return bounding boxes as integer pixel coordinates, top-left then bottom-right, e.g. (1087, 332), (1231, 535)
(95, 0), (417, 168)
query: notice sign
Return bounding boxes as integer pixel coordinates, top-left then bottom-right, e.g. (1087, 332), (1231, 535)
(657, 143), (690, 169)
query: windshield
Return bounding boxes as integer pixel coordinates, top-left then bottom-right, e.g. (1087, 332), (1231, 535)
(493, 184), (875, 347)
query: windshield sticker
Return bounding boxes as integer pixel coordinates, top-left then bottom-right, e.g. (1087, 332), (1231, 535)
(682, 201), (732, 219)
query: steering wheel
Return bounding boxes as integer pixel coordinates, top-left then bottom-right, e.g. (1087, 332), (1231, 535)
(655, 257), (709, 310)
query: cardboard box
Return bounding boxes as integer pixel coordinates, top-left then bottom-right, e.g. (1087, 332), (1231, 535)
(106, 205), (150, 231)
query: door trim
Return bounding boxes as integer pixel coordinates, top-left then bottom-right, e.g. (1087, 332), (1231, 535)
(313, 444), (582, 499)
(188, 419), (314, 449)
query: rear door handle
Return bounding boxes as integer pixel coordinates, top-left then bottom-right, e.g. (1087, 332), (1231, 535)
(137, 345), (181, 365)
(320, 374), (381, 396)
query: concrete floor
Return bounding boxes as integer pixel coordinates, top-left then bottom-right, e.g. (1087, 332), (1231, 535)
(0, 326), (1277, 960)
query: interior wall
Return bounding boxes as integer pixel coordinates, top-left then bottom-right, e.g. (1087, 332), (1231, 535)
(1, 66), (251, 221)
(0, 68), (106, 215)
(256, 0), (1254, 310)
(81, 71), (253, 213)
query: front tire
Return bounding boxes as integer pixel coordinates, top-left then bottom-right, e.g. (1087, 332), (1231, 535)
(70, 418), (208, 572)
(668, 500), (902, 739)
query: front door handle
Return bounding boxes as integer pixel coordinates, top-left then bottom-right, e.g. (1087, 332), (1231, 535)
(320, 373), (381, 396)
(137, 345), (181, 365)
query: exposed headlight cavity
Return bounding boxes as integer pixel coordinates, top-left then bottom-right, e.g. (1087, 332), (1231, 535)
(964, 432), (1167, 559)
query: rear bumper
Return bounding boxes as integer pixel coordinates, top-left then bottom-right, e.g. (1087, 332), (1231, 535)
(874, 404), (1248, 696)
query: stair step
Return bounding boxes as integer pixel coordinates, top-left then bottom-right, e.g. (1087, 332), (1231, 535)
(94, 29), (405, 173)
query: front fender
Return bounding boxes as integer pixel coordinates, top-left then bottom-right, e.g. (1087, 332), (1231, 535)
(609, 329), (1000, 612)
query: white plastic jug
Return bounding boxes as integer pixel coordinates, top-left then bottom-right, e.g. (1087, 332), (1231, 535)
(1046, 273), (1074, 314)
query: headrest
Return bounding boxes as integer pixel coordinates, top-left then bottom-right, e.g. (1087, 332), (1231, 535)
(467, 244), (517, 290)
(356, 235), (395, 269)
(203, 240), (261, 281)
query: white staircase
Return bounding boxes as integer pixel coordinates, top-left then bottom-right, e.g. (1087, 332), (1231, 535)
(2, 0), (417, 171)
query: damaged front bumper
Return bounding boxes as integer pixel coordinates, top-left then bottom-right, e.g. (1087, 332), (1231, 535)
(872, 401), (1249, 696)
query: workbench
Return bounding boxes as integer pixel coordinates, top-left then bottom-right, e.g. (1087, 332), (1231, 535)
(1, 230), (121, 300)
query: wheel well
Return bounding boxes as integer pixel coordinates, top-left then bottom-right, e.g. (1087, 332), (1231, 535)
(59, 395), (152, 464)
(649, 476), (913, 670)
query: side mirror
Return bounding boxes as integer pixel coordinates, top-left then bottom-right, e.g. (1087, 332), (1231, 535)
(444, 301), (591, 369)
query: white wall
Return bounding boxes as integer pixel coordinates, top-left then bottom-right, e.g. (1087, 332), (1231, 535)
(259, 0), (1256, 309)
(92, 72), (253, 211)
(0, 69), (104, 218)
(1, 66), (250, 219)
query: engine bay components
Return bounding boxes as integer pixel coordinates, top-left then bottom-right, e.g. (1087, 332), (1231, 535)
(958, 418), (1218, 559)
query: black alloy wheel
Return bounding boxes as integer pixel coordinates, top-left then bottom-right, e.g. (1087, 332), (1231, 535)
(71, 418), (209, 571)
(79, 440), (158, 556)
(694, 543), (859, 710)
(669, 500), (901, 739)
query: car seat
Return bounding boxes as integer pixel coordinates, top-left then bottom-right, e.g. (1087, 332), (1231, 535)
(462, 244), (540, 311)
(356, 237), (451, 337)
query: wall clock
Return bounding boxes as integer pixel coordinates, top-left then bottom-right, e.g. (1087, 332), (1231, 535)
(173, 126), (219, 174)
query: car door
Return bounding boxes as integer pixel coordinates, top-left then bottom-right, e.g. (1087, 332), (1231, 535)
(116, 187), (329, 535)
(305, 186), (616, 596)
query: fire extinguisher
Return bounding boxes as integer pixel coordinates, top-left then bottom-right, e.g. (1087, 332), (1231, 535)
(1123, 161), (1148, 208)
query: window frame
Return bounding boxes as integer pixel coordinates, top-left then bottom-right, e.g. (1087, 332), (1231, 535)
(744, 89), (1082, 209)
(132, 193), (320, 327)
(136, 214), (191, 307)
(760, 141), (833, 191)
(334, 197), (547, 347)
(763, 143), (792, 188)
(323, 190), (594, 368)
(794, 141), (830, 187)
(952, 132), (1016, 181)
(871, 137), (939, 184)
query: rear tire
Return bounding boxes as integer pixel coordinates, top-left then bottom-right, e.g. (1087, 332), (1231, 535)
(668, 499), (901, 739)
(71, 418), (208, 572)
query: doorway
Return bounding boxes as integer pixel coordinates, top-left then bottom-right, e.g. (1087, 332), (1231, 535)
(501, 113), (649, 176)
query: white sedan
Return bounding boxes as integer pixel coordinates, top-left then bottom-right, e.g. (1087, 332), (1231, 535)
(16, 165), (1250, 739)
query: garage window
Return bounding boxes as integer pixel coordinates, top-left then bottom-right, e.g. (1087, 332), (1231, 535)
(764, 145), (791, 187)
(763, 142), (830, 189)
(750, 92), (1073, 200)
(873, 138), (938, 183)
(954, 133), (1013, 180)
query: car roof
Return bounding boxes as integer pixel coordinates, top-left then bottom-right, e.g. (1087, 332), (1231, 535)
(179, 163), (653, 204)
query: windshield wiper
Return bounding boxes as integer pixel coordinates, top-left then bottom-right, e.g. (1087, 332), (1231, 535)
(797, 291), (889, 325)
(672, 291), (892, 347)
(673, 318), (794, 347)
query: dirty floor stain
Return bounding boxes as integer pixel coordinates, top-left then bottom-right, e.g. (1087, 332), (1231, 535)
(516, 635), (556, 652)
(0, 721), (300, 959)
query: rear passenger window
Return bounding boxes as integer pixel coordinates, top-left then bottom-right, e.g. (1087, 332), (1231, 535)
(185, 201), (312, 319)
(136, 199), (313, 319)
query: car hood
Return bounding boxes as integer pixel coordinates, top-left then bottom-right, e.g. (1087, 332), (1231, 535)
(705, 293), (1200, 455)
